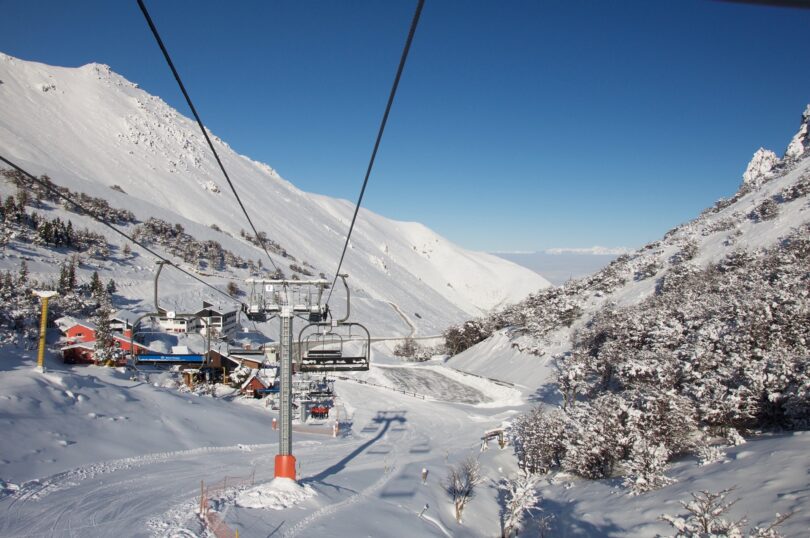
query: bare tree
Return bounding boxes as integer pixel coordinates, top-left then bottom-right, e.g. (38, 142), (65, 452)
(444, 455), (481, 523)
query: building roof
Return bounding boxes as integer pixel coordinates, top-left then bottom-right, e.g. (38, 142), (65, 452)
(61, 342), (94, 351)
(112, 335), (151, 350)
(112, 309), (141, 326)
(56, 316), (96, 333)
(240, 367), (278, 390)
(195, 301), (238, 317)
(230, 329), (274, 348)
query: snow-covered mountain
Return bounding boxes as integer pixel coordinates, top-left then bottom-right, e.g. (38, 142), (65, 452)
(451, 102), (810, 362)
(0, 52), (548, 335)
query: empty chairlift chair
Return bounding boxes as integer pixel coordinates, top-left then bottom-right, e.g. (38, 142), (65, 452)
(298, 322), (370, 372)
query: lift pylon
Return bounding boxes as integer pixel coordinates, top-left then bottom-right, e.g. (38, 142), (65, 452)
(245, 278), (330, 480)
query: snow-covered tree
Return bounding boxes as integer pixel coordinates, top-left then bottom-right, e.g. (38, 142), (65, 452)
(622, 438), (674, 495)
(500, 471), (542, 537)
(511, 406), (567, 474)
(93, 297), (118, 366)
(660, 488), (792, 538)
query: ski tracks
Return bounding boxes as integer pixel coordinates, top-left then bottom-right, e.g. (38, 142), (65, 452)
(282, 418), (413, 537)
(4, 443), (273, 509)
(282, 459), (400, 538)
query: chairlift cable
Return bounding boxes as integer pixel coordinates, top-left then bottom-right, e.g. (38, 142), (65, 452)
(137, 0), (282, 275)
(325, 0), (425, 306)
(0, 154), (245, 307)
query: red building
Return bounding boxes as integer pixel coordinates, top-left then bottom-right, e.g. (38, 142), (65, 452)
(63, 320), (97, 343)
(61, 342), (96, 365)
(241, 374), (269, 398)
(58, 316), (151, 366)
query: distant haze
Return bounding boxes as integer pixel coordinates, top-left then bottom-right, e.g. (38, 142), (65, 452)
(493, 251), (620, 286)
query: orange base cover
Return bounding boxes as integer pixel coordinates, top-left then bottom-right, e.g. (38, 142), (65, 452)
(274, 454), (297, 480)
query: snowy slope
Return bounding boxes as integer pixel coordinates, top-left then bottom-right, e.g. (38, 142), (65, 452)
(0, 52), (548, 335)
(2, 338), (808, 536)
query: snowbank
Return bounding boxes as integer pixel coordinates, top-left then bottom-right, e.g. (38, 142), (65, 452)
(235, 478), (316, 510)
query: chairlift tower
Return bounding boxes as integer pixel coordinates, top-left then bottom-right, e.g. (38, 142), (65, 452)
(246, 278), (329, 480)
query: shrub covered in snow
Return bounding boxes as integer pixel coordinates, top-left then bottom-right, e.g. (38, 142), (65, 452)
(660, 488), (792, 538)
(2, 168), (136, 224)
(133, 217), (251, 271)
(499, 471), (545, 537)
(748, 198), (779, 222)
(443, 319), (493, 355)
(510, 223), (810, 490)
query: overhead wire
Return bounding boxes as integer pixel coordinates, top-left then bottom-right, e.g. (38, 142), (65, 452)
(0, 154), (245, 307)
(325, 0), (425, 306)
(136, 0), (282, 276)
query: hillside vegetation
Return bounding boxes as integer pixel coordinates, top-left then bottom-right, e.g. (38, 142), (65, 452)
(445, 105), (810, 494)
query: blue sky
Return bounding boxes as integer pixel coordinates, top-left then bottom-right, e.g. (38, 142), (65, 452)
(2, 1), (809, 252)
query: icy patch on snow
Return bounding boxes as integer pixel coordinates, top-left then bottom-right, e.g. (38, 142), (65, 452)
(432, 366), (523, 407)
(235, 478), (316, 509)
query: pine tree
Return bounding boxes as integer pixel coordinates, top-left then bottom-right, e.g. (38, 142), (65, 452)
(68, 256), (77, 291)
(106, 279), (117, 295)
(3, 196), (16, 223)
(18, 261), (28, 286)
(15, 188), (29, 210)
(89, 270), (103, 298)
(93, 295), (116, 366)
(58, 261), (70, 294)
(65, 221), (74, 247)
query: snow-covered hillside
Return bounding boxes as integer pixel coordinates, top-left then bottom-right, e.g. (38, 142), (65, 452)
(448, 103), (810, 366)
(442, 105), (810, 534)
(0, 52), (548, 335)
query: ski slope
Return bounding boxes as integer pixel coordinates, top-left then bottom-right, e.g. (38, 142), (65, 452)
(2, 340), (808, 537)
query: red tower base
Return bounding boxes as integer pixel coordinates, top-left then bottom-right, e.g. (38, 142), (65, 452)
(274, 454), (297, 480)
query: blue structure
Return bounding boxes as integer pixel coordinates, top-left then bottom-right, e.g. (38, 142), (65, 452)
(137, 354), (205, 365)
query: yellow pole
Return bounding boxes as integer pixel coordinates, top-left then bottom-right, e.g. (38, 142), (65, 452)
(33, 290), (56, 372)
(36, 295), (49, 371)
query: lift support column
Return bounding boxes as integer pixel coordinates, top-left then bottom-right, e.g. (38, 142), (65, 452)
(275, 305), (296, 479)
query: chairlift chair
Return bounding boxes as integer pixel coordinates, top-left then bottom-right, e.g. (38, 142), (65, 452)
(298, 322), (370, 372)
(246, 280), (267, 321)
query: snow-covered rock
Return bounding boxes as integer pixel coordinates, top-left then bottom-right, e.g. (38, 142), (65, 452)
(741, 147), (778, 188)
(785, 103), (810, 160)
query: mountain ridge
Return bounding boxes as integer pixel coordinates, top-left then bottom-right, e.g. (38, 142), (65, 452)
(0, 52), (549, 334)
